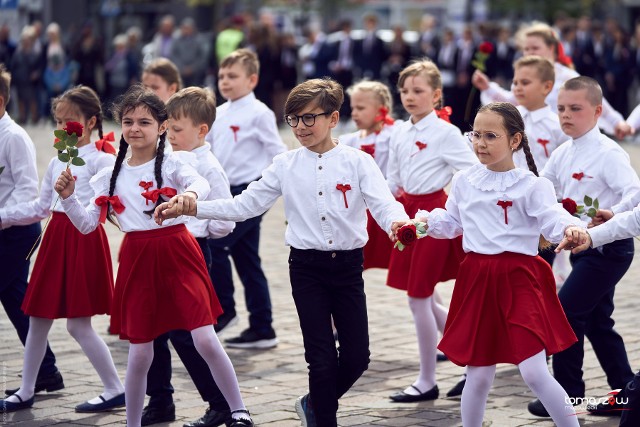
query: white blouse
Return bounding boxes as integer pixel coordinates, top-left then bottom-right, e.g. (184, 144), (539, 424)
(196, 143), (410, 251)
(514, 105), (569, 171)
(0, 142), (115, 227)
(387, 111), (478, 196)
(0, 113), (39, 217)
(61, 152), (210, 234)
(480, 63), (625, 134)
(205, 92), (287, 186)
(541, 126), (640, 216)
(338, 124), (395, 177)
(627, 104), (640, 132)
(422, 163), (584, 256)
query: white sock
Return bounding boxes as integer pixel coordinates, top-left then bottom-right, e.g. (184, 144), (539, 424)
(67, 317), (124, 404)
(461, 365), (496, 427)
(125, 342), (154, 427)
(403, 296), (437, 395)
(5, 317), (54, 403)
(519, 350), (579, 427)
(191, 326), (246, 413)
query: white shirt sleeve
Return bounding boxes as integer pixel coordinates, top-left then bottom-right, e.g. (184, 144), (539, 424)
(422, 173), (464, 239)
(439, 130), (479, 172)
(0, 160), (54, 227)
(480, 81), (517, 105)
(599, 96), (625, 131)
(256, 109), (287, 160)
(60, 192), (101, 235)
(603, 149), (640, 214)
(386, 132), (402, 196)
(4, 130), (39, 207)
(588, 208), (640, 248)
(627, 104), (640, 133)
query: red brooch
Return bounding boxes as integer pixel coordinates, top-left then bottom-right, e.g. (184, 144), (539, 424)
(141, 187), (178, 204)
(497, 200), (513, 224)
(537, 138), (550, 157)
(230, 125), (240, 142)
(336, 183), (351, 208)
(411, 141), (427, 157)
(571, 172), (592, 181)
(360, 143), (375, 158)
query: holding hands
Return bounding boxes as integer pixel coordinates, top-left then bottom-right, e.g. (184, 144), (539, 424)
(555, 226), (591, 254)
(153, 193), (198, 225)
(55, 168), (76, 199)
(589, 209), (614, 227)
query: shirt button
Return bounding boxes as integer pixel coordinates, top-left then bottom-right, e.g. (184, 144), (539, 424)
(318, 154), (322, 158)
(321, 216), (326, 221)
(319, 191), (323, 196)
(318, 166), (323, 170)
(329, 240), (333, 244)
(331, 252), (336, 258)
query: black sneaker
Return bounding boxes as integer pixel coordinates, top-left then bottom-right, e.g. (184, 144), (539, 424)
(295, 394), (317, 427)
(141, 403), (176, 426)
(225, 328), (278, 349)
(214, 311), (238, 334)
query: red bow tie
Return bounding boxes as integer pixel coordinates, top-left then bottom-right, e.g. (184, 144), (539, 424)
(435, 106), (452, 123)
(141, 187), (177, 205)
(139, 181), (153, 191)
(95, 195), (125, 223)
(95, 132), (117, 155)
(497, 200), (513, 224)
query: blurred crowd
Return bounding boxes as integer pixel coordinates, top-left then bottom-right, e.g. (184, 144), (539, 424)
(1, 11), (640, 130)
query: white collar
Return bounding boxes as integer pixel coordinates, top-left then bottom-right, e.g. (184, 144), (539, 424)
(466, 163), (532, 192)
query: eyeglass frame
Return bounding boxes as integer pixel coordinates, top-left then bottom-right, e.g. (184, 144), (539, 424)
(284, 111), (333, 128)
(464, 131), (507, 143)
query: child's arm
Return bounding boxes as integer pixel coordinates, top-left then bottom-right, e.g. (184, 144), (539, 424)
(599, 96), (630, 138)
(415, 173), (464, 239)
(604, 150), (640, 215)
(439, 129), (478, 171)
(587, 207), (640, 248)
(528, 177), (585, 243)
(56, 168), (102, 234)
(3, 130), (39, 208)
(257, 109), (287, 160)
(627, 104), (640, 135)
(555, 226), (591, 253)
(472, 69), (517, 105)
(385, 132), (402, 197)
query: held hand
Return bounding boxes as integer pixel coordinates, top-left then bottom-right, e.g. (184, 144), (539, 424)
(555, 226), (591, 254)
(590, 209), (614, 227)
(389, 220), (413, 242)
(54, 168), (75, 199)
(614, 121), (633, 140)
(153, 192), (198, 225)
(471, 69), (490, 91)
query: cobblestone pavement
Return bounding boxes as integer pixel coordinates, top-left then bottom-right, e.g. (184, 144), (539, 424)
(2, 121), (639, 426)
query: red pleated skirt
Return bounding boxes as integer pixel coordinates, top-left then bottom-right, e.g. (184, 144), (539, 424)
(110, 224), (222, 343)
(386, 190), (465, 297)
(438, 252), (577, 367)
(363, 209), (393, 270)
(23, 212), (114, 318)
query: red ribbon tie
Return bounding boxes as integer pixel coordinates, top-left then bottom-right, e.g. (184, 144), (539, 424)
(230, 125), (240, 142)
(336, 184), (352, 208)
(411, 141), (427, 157)
(572, 172), (592, 181)
(497, 200), (513, 224)
(537, 138), (550, 157)
(360, 143), (375, 157)
(95, 195), (125, 223)
(141, 187), (178, 205)
(95, 131), (117, 155)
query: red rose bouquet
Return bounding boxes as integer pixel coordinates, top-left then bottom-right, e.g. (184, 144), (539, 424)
(562, 196), (598, 219)
(394, 221), (428, 251)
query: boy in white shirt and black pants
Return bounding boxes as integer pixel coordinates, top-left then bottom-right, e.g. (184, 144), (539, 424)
(156, 78), (410, 427)
(205, 49), (287, 348)
(528, 76), (640, 418)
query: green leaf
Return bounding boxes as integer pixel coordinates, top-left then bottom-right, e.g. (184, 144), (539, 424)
(587, 207), (597, 218)
(66, 134), (78, 147)
(53, 140), (66, 151)
(71, 156), (86, 166)
(394, 241), (405, 251)
(54, 129), (67, 139)
(68, 148), (78, 158)
(584, 195), (593, 206)
(593, 198), (599, 210)
(58, 153), (70, 163)
(576, 206), (585, 214)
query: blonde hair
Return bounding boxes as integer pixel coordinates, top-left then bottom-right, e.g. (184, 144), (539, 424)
(347, 80), (393, 112)
(514, 55), (555, 83)
(166, 87), (217, 128)
(397, 59), (443, 108)
(522, 22), (560, 60)
(220, 48), (260, 76)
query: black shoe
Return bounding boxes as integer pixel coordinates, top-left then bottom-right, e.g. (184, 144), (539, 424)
(446, 375), (466, 397)
(0, 394), (35, 412)
(587, 390), (626, 416)
(5, 370), (64, 396)
(225, 328), (278, 349)
(141, 403), (176, 426)
(228, 409), (254, 427)
(528, 398), (550, 417)
(295, 395), (317, 427)
(214, 311), (238, 334)
(436, 353), (449, 362)
(75, 392), (125, 413)
(390, 384), (439, 403)
(183, 406), (232, 427)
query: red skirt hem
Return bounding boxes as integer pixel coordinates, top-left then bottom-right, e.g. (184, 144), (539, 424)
(363, 210), (393, 270)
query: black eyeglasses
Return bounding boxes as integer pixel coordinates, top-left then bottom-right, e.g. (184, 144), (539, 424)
(285, 112), (332, 127)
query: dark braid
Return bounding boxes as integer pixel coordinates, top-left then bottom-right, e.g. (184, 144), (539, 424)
(95, 113), (104, 140)
(105, 135), (129, 227)
(143, 132), (166, 216)
(519, 133), (539, 177)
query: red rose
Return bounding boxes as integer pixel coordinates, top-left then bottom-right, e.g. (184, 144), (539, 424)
(479, 42), (494, 54)
(562, 198), (577, 216)
(64, 121), (83, 137)
(398, 223), (417, 246)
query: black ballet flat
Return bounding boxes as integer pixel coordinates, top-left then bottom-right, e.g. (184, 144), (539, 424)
(389, 384), (439, 402)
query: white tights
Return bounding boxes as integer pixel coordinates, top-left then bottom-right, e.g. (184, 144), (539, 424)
(6, 316), (124, 404)
(125, 325), (245, 427)
(461, 350), (579, 427)
(404, 295), (439, 395)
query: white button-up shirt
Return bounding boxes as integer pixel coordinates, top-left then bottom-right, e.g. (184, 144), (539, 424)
(205, 92), (286, 186)
(62, 152), (209, 234)
(338, 124), (395, 177)
(588, 206), (640, 248)
(423, 163), (584, 256)
(387, 111), (478, 196)
(627, 104), (640, 132)
(514, 105), (569, 171)
(196, 143), (409, 251)
(0, 113), (39, 224)
(541, 125), (640, 217)
(0, 142), (115, 228)
(480, 63), (625, 134)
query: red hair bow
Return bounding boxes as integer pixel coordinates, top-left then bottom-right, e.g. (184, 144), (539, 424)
(141, 187), (178, 205)
(95, 132), (117, 155)
(360, 143), (375, 157)
(374, 107), (395, 127)
(556, 43), (574, 67)
(95, 195), (125, 223)
(435, 106), (452, 123)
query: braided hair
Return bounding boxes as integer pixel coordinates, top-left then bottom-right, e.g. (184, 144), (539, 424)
(477, 102), (551, 249)
(110, 84), (169, 218)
